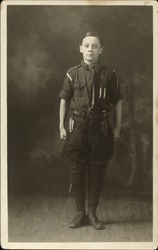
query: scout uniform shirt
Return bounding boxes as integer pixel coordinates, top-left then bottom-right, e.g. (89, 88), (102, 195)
(59, 61), (122, 164)
(60, 61), (121, 113)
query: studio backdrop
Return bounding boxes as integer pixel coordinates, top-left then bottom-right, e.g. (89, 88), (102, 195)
(7, 5), (153, 194)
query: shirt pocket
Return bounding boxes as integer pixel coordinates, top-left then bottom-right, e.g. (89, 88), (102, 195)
(74, 80), (87, 97)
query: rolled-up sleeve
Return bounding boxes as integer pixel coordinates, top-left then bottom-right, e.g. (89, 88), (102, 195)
(108, 70), (122, 105)
(59, 72), (73, 102)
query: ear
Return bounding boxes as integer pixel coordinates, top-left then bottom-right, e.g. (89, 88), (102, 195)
(80, 45), (83, 53)
(99, 47), (103, 54)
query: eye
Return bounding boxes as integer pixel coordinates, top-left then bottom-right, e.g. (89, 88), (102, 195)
(92, 44), (98, 49)
(84, 44), (89, 48)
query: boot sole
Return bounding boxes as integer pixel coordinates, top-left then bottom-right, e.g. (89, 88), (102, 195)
(69, 216), (88, 229)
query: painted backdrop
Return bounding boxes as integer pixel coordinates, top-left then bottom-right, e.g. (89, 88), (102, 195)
(7, 5), (153, 194)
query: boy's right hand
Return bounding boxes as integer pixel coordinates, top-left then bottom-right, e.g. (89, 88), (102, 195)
(59, 127), (67, 140)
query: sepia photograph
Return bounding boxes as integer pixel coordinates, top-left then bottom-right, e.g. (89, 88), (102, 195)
(1, 0), (158, 249)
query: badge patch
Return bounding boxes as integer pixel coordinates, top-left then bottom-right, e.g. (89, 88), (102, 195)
(103, 88), (106, 98)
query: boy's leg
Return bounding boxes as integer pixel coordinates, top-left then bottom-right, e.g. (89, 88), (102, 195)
(87, 118), (113, 229)
(63, 116), (88, 228)
(87, 163), (106, 230)
(68, 160), (87, 228)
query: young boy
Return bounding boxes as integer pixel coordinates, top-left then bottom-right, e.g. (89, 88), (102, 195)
(59, 32), (122, 230)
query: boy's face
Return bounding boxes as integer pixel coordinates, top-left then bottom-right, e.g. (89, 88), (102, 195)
(80, 36), (103, 65)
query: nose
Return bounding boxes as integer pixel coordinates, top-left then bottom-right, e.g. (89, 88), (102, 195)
(88, 45), (93, 51)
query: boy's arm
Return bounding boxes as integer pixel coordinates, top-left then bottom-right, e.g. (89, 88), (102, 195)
(59, 70), (73, 140)
(113, 99), (122, 140)
(59, 98), (67, 140)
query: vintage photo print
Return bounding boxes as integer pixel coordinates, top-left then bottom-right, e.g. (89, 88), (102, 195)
(1, 0), (158, 249)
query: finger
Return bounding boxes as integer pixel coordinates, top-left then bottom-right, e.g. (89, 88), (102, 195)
(60, 135), (65, 140)
(62, 134), (66, 140)
(63, 135), (66, 140)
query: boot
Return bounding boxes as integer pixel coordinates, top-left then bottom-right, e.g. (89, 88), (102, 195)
(69, 209), (87, 228)
(69, 179), (86, 228)
(88, 164), (104, 230)
(87, 208), (104, 230)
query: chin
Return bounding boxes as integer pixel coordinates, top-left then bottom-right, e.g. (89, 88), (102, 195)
(86, 57), (94, 62)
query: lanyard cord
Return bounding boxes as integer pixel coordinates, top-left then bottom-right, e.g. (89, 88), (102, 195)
(90, 68), (95, 108)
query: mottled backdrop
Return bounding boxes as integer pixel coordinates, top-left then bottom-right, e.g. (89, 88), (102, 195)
(7, 5), (153, 194)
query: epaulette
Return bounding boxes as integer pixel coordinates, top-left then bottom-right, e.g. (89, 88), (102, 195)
(102, 65), (116, 74)
(99, 65), (112, 73)
(66, 64), (81, 81)
(67, 63), (81, 73)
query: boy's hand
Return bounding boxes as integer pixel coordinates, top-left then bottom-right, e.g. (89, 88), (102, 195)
(60, 127), (67, 140)
(113, 126), (121, 141)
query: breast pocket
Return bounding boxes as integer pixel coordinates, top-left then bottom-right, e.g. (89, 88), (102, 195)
(74, 81), (87, 97)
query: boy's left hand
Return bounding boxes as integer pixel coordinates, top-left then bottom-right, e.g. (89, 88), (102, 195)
(113, 126), (121, 141)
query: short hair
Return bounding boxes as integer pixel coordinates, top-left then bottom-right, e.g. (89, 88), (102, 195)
(80, 31), (103, 48)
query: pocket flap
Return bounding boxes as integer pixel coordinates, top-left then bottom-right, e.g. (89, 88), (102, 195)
(74, 81), (86, 88)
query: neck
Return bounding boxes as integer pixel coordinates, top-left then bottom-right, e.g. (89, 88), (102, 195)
(83, 59), (98, 66)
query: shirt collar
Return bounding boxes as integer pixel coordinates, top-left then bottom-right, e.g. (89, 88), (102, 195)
(81, 60), (101, 73)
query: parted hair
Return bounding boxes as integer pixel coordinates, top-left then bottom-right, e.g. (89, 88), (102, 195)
(80, 31), (103, 48)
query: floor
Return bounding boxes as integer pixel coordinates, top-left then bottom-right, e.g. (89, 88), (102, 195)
(8, 184), (153, 242)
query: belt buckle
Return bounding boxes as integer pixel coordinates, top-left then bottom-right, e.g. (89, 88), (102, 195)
(102, 110), (106, 118)
(74, 110), (79, 116)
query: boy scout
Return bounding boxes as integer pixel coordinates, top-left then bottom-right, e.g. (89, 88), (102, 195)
(59, 32), (122, 230)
